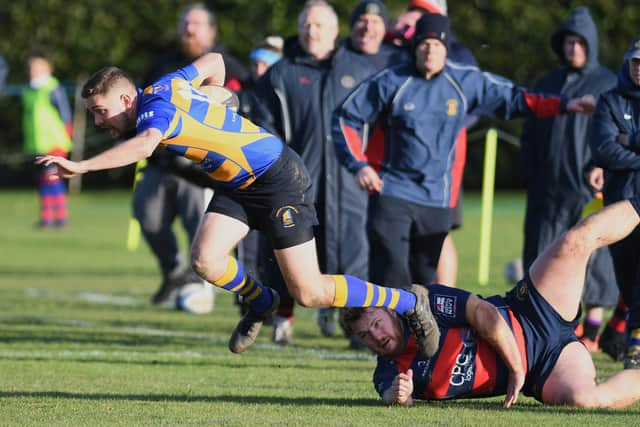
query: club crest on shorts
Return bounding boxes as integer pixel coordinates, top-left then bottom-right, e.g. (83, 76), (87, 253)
(516, 282), (528, 301)
(276, 205), (298, 228)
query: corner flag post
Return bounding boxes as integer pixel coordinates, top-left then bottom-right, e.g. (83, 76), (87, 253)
(126, 160), (147, 251)
(478, 128), (497, 285)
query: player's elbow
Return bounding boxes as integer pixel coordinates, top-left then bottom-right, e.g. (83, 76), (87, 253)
(473, 300), (502, 336)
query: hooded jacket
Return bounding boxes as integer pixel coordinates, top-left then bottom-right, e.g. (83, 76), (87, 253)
(590, 60), (640, 204)
(520, 6), (616, 208)
(250, 38), (405, 276)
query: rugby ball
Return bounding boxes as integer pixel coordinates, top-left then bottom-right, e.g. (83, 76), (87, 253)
(175, 282), (216, 314)
(198, 85), (240, 112)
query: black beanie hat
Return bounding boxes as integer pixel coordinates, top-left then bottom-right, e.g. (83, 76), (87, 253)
(349, 0), (389, 28)
(413, 12), (451, 49)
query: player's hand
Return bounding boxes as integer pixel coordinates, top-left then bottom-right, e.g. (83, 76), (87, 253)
(588, 167), (604, 191)
(356, 165), (383, 194)
(503, 369), (525, 408)
(35, 155), (87, 178)
(566, 95), (596, 115)
(393, 369), (414, 406)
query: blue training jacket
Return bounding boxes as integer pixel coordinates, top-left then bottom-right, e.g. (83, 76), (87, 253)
(590, 59), (640, 204)
(333, 61), (568, 208)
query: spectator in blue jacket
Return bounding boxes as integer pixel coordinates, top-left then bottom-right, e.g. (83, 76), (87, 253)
(518, 7), (621, 358)
(333, 13), (594, 291)
(386, 0), (478, 287)
(590, 37), (640, 370)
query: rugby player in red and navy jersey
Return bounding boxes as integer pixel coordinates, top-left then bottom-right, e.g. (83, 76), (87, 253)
(343, 198), (640, 408)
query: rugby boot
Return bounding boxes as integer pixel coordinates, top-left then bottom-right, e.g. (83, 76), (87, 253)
(271, 315), (294, 345)
(599, 325), (626, 362)
(229, 289), (280, 353)
(623, 348), (640, 369)
(405, 284), (440, 357)
(317, 308), (337, 337)
(151, 269), (191, 305)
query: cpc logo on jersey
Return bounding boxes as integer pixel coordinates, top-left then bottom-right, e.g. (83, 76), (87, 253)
(136, 110), (155, 127)
(435, 295), (456, 317)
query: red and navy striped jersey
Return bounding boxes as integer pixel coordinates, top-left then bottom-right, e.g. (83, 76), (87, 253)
(374, 285), (528, 400)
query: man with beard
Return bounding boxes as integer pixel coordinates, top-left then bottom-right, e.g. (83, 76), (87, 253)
(137, 3), (249, 306)
(342, 198), (640, 408)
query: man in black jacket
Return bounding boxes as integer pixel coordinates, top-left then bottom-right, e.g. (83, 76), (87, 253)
(251, 0), (405, 344)
(137, 3), (248, 306)
(519, 7), (622, 356)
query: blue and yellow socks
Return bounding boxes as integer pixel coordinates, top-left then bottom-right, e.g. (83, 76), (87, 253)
(627, 328), (640, 357)
(212, 256), (274, 313)
(331, 275), (416, 315)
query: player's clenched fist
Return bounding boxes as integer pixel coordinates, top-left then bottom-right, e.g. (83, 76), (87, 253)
(382, 369), (414, 406)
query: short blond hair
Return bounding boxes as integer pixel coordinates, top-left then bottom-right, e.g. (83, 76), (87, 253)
(81, 66), (135, 99)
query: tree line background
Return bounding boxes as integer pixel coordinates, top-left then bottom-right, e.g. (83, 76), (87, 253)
(1, 0), (638, 189)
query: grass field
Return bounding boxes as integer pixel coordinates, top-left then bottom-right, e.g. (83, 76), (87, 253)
(0, 190), (637, 426)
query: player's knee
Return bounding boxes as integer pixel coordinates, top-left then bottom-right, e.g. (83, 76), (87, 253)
(190, 248), (225, 282)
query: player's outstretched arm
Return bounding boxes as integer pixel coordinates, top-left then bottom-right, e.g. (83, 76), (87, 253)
(36, 128), (163, 178)
(466, 295), (524, 408)
(381, 369), (414, 407)
(192, 52), (226, 87)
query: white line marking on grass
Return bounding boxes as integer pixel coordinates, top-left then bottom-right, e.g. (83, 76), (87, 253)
(26, 288), (144, 307)
(1, 315), (375, 361)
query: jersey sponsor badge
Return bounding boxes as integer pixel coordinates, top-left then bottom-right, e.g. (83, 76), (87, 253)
(136, 110), (155, 127)
(435, 294), (456, 317)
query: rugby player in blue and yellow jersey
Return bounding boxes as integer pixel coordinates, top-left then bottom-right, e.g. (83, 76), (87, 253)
(36, 52), (440, 356)
(343, 198), (640, 409)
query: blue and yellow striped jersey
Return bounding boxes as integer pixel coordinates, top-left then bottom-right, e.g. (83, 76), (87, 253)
(136, 64), (283, 189)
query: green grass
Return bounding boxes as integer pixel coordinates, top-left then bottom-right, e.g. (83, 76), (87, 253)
(0, 190), (636, 426)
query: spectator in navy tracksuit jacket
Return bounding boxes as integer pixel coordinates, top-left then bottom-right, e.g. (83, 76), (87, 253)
(250, 0), (406, 343)
(333, 13), (594, 290)
(519, 6), (621, 355)
(590, 37), (640, 370)
(385, 0), (478, 287)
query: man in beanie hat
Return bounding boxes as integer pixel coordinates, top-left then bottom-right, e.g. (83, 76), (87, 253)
(591, 36), (640, 370)
(387, 0), (447, 46)
(387, 1), (477, 288)
(334, 12), (595, 293)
